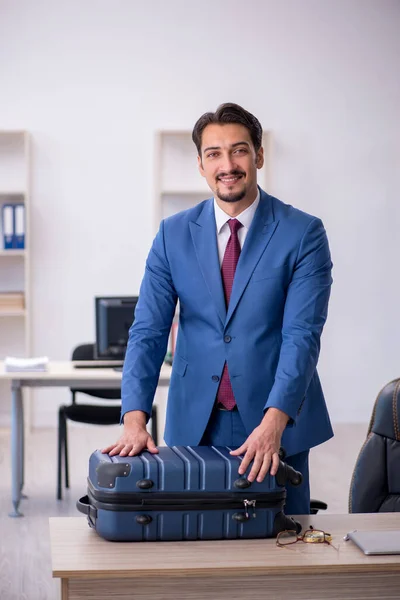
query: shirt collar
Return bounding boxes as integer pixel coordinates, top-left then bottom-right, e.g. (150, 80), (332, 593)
(214, 189), (260, 234)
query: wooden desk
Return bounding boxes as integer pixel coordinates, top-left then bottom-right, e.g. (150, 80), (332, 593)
(0, 360), (172, 517)
(50, 513), (400, 600)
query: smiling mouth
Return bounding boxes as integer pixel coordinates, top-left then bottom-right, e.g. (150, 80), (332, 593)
(217, 174), (244, 185)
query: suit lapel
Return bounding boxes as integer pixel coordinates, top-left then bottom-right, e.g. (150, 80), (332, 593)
(189, 200), (226, 327)
(225, 191), (279, 327)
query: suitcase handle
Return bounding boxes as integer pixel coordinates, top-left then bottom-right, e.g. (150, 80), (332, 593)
(277, 447), (303, 486)
(276, 461), (303, 487)
(235, 461), (302, 488)
(234, 450), (303, 488)
(77, 495), (97, 524)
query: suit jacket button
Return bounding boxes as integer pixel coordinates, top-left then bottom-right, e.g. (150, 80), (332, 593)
(212, 375), (220, 382)
(224, 335), (232, 343)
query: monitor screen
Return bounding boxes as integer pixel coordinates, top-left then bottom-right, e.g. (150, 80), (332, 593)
(95, 296), (138, 360)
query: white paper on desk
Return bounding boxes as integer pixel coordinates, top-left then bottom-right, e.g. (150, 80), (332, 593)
(4, 356), (49, 372)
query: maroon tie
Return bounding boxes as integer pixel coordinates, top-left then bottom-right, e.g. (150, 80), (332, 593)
(216, 218), (243, 410)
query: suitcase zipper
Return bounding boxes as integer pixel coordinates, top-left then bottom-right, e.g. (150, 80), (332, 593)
(88, 480), (285, 507)
(135, 497), (272, 512)
(88, 490), (285, 514)
(243, 499), (257, 519)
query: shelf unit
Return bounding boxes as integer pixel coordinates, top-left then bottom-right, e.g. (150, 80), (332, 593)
(154, 129), (273, 229)
(0, 131), (31, 427)
(0, 249), (26, 257)
(0, 310), (27, 318)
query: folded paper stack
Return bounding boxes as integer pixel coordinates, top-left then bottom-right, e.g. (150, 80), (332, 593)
(4, 356), (49, 372)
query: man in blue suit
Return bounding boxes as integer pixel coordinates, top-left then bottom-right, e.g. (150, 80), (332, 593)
(103, 103), (333, 514)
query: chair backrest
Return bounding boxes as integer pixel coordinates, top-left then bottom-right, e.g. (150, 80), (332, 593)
(349, 378), (400, 513)
(72, 343), (96, 361)
(71, 343), (121, 400)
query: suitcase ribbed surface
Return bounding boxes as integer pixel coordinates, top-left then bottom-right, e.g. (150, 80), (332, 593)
(89, 445), (282, 494)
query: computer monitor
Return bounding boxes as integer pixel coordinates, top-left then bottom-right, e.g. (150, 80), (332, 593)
(95, 296), (138, 361)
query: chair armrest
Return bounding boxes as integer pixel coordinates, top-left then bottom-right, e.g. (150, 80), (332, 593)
(310, 498), (328, 514)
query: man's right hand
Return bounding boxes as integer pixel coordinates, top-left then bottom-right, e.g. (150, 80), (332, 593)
(101, 410), (159, 457)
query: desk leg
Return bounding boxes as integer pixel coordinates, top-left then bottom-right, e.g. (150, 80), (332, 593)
(20, 392), (27, 498)
(9, 381), (24, 517)
(61, 579), (69, 600)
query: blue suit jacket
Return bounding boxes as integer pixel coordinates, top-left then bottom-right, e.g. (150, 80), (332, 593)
(122, 188), (333, 456)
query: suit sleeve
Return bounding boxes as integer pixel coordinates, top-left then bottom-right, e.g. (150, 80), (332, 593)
(121, 220), (177, 422)
(264, 217), (333, 423)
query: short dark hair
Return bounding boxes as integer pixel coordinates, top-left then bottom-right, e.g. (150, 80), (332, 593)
(192, 102), (263, 156)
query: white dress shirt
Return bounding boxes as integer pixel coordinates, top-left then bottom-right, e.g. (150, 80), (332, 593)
(213, 190), (260, 266)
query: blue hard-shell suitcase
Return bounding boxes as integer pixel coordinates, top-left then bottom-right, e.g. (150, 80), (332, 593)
(77, 446), (302, 542)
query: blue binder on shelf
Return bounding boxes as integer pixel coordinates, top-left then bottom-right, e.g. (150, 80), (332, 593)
(14, 204), (25, 249)
(2, 204), (14, 249)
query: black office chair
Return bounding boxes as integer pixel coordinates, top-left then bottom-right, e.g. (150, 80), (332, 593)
(57, 343), (158, 500)
(349, 378), (400, 513)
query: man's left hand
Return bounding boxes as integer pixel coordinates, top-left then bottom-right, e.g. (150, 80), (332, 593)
(230, 408), (289, 483)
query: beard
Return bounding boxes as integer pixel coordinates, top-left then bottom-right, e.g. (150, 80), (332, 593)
(215, 170), (247, 203)
(216, 188), (247, 203)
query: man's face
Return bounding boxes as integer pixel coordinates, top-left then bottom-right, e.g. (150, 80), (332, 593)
(198, 123), (264, 204)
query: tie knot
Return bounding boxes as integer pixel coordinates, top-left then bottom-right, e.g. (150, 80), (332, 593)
(228, 219), (243, 235)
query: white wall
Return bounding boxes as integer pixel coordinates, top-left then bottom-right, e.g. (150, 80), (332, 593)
(0, 0), (399, 427)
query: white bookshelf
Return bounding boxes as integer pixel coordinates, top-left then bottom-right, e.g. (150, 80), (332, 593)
(0, 131), (31, 427)
(0, 249), (26, 257)
(0, 310), (27, 317)
(154, 129), (273, 228)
